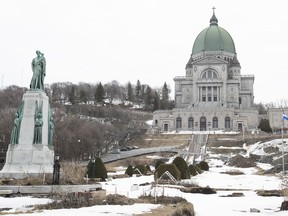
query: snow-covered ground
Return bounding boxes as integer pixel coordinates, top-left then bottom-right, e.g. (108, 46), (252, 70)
(1, 139), (288, 215)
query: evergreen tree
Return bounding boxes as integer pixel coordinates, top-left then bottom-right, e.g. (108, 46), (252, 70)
(160, 82), (169, 109)
(68, 85), (76, 105)
(144, 85), (153, 110)
(172, 156), (190, 179)
(135, 80), (141, 103)
(258, 119), (272, 133)
(125, 165), (134, 177)
(94, 82), (105, 103)
(127, 81), (134, 102)
(152, 90), (160, 111)
(86, 157), (107, 180)
(79, 89), (88, 104)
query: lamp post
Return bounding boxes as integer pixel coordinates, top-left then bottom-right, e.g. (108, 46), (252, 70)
(208, 122), (211, 134)
(91, 156), (96, 179)
(52, 154), (60, 185)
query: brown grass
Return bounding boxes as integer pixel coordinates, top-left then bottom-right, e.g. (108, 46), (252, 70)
(60, 161), (87, 184)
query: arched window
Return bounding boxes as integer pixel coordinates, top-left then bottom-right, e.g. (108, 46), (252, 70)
(213, 117), (218, 128)
(200, 116), (206, 131)
(176, 117), (182, 129)
(155, 120), (158, 127)
(188, 117), (194, 129)
(201, 69), (218, 79)
(225, 117), (231, 129)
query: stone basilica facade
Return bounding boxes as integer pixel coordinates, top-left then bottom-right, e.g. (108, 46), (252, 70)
(153, 11), (259, 132)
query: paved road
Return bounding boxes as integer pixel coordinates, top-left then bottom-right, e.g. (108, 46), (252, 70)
(101, 146), (179, 163)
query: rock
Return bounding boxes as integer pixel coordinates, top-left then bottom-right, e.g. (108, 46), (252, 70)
(180, 186), (216, 194)
(226, 154), (256, 168)
(220, 192), (244, 197)
(280, 201), (288, 211)
(250, 208), (260, 213)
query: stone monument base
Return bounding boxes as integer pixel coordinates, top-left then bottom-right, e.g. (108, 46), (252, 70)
(0, 144), (54, 179)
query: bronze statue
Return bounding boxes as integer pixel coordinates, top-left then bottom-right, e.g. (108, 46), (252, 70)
(48, 116), (54, 146)
(33, 101), (43, 144)
(30, 50), (46, 90)
(10, 101), (24, 144)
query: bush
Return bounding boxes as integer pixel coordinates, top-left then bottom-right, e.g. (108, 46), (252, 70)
(188, 165), (198, 176)
(154, 164), (181, 181)
(86, 157), (107, 180)
(133, 165), (148, 175)
(155, 160), (165, 170)
(198, 161), (209, 171)
(145, 165), (151, 173)
(194, 165), (203, 174)
(125, 165), (133, 177)
(172, 156), (190, 179)
(258, 118), (272, 133)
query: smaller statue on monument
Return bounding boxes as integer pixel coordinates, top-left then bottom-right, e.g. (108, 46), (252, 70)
(10, 101), (24, 144)
(10, 112), (20, 144)
(48, 116), (54, 146)
(33, 112), (43, 144)
(30, 50), (46, 90)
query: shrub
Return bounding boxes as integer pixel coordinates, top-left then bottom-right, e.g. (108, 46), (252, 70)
(194, 165), (203, 174)
(198, 161), (209, 171)
(86, 157), (107, 180)
(145, 165), (151, 173)
(125, 165), (134, 177)
(155, 160), (165, 170)
(172, 156), (190, 179)
(133, 165), (148, 175)
(154, 164), (181, 181)
(188, 165), (198, 176)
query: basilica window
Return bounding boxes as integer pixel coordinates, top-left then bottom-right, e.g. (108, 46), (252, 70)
(201, 69), (218, 79)
(188, 117), (194, 129)
(207, 87), (212, 101)
(225, 117), (231, 129)
(202, 87), (206, 101)
(213, 117), (218, 128)
(176, 117), (182, 129)
(213, 86), (217, 101)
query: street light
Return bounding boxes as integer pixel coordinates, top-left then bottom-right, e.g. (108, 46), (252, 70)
(52, 154), (60, 185)
(208, 122), (211, 134)
(91, 156), (96, 179)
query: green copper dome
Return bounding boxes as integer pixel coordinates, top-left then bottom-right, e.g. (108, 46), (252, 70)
(192, 12), (236, 55)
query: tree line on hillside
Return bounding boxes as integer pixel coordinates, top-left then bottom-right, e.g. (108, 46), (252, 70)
(45, 80), (174, 111)
(0, 79), (168, 161)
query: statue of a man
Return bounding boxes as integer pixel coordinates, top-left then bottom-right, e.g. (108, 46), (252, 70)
(30, 50), (46, 90)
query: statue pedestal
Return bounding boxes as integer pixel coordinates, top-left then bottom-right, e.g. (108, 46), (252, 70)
(0, 90), (54, 179)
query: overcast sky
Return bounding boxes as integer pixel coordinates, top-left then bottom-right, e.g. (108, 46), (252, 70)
(0, 0), (287, 104)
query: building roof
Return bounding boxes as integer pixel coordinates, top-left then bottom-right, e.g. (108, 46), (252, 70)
(192, 11), (236, 55)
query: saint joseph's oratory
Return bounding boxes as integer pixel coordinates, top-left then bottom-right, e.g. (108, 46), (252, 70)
(153, 11), (260, 132)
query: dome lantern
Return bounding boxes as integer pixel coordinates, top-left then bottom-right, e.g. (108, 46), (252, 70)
(210, 6), (218, 26)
